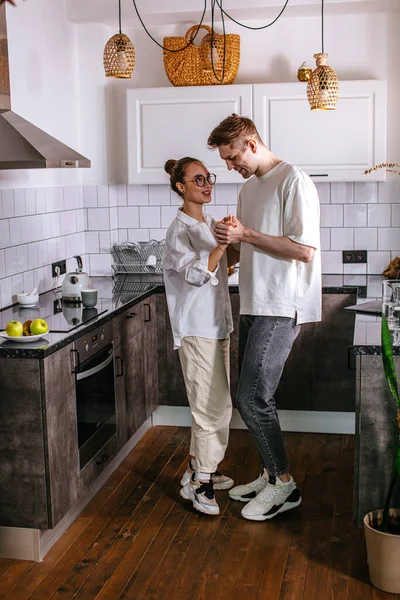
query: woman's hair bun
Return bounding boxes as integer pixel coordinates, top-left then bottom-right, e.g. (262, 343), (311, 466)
(164, 159), (177, 176)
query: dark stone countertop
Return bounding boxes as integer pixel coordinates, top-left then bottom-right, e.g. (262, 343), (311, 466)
(0, 275), (397, 359)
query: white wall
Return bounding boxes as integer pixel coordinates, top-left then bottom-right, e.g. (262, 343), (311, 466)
(0, 0), (83, 189)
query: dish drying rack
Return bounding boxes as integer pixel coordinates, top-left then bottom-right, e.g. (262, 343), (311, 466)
(112, 240), (165, 275)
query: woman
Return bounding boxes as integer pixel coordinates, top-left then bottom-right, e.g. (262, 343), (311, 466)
(163, 156), (237, 516)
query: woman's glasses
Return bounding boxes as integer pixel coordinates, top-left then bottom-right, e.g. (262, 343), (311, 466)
(187, 173), (217, 187)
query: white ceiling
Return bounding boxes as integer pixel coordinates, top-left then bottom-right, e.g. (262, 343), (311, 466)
(66, 0), (400, 28)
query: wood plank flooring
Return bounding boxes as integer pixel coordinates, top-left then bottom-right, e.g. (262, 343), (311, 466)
(1, 426), (399, 600)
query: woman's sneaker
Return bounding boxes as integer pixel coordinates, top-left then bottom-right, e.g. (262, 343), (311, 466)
(180, 474), (220, 516)
(229, 469), (269, 502)
(241, 475), (301, 521)
(180, 460), (234, 490)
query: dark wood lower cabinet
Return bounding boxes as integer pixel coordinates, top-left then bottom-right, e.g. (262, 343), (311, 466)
(114, 297), (158, 448)
(158, 292), (357, 413)
(0, 298), (159, 530)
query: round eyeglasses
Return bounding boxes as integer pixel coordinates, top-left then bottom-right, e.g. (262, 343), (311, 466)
(187, 173), (217, 187)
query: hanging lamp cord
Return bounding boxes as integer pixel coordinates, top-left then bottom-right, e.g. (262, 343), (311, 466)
(321, 0), (325, 53)
(118, 0), (122, 34)
(129, 0), (291, 82)
(130, 0), (290, 50)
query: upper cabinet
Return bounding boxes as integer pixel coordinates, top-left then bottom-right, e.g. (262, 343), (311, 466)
(126, 85), (252, 184)
(126, 80), (387, 184)
(253, 80), (387, 182)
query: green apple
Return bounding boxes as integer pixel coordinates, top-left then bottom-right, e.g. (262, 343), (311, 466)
(5, 320), (23, 337)
(30, 318), (49, 335)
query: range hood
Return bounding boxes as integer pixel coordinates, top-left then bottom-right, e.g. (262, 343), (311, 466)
(0, 4), (90, 170)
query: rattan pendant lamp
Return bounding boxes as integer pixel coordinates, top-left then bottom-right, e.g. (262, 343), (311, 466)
(103, 0), (136, 78)
(307, 0), (339, 110)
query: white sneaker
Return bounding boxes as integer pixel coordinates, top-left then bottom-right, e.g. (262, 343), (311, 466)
(241, 475), (301, 521)
(180, 475), (220, 516)
(229, 470), (269, 502)
(180, 460), (234, 490)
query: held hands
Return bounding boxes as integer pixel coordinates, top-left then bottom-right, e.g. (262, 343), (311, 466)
(215, 215), (244, 246)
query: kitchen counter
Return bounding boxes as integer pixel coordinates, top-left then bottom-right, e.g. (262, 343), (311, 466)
(0, 274), (397, 359)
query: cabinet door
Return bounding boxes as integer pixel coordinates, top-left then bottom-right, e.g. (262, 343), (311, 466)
(123, 328), (147, 435)
(143, 297), (159, 418)
(253, 81), (387, 181)
(314, 293), (357, 412)
(127, 85), (252, 184)
(43, 343), (80, 527)
(0, 359), (48, 529)
(114, 300), (149, 446)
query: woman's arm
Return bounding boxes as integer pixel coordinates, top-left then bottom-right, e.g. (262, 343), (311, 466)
(208, 244), (228, 272)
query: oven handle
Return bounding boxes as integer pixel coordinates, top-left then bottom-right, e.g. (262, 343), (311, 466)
(76, 349), (114, 381)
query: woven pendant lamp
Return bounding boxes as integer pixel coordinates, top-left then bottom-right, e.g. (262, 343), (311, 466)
(307, 0), (339, 110)
(104, 0), (135, 79)
(199, 32), (224, 74)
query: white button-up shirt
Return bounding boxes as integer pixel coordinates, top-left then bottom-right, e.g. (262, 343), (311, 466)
(163, 209), (233, 349)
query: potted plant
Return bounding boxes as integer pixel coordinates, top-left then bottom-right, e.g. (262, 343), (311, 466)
(363, 313), (400, 593)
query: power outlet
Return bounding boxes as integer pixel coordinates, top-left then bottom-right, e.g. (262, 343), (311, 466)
(342, 250), (368, 264)
(52, 259), (67, 278)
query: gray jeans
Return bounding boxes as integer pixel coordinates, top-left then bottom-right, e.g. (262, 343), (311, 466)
(237, 315), (301, 477)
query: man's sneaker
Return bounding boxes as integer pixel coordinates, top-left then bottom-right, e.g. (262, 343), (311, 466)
(180, 460), (234, 490)
(228, 469), (269, 502)
(180, 474), (220, 516)
(241, 475), (301, 521)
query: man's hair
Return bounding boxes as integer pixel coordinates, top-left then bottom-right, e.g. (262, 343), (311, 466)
(207, 113), (262, 149)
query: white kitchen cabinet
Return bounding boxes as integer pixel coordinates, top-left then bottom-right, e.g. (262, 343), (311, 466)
(253, 80), (387, 182)
(126, 85), (252, 184)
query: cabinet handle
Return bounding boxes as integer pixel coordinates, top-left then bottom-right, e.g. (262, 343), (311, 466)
(96, 454), (109, 465)
(347, 345), (356, 370)
(144, 303), (151, 322)
(70, 348), (80, 373)
(115, 355), (124, 377)
(126, 312), (137, 319)
(310, 174), (328, 177)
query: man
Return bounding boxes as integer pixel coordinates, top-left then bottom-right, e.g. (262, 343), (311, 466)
(208, 113), (321, 521)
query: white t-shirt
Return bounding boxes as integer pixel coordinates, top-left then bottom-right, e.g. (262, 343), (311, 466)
(237, 161), (321, 324)
(163, 209), (233, 349)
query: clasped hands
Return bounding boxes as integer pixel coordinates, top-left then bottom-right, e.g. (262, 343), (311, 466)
(215, 215), (244, 248)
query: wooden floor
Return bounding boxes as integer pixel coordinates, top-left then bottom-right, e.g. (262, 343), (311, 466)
(1, 426), (399, 600)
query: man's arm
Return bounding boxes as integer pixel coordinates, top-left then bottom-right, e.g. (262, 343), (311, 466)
(227, 245), (240, 267)
(214, 217), (315, 263)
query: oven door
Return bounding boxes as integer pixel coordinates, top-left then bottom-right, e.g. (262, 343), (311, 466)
(75, 343), (117, 469)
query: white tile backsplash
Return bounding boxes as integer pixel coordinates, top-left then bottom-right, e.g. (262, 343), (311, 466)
(331, 182), (353, 204)
(117, 207), (139, 229)
(344, 204), (367, 227)
(378, 228), (400, 251)
(139, 206), (161, 229)
(128, 184), (149, 206)
(320, 204), (343, 227)
(354, 228), (378, 250)
(355, 182), (378, 204)
(330, 228), (354, 251)
(368, 204), (391, 227)
(1, 180), (399, 309)
(149, 186), (170, 206)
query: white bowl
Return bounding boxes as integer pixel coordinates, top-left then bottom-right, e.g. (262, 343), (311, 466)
(17, 293), (39, 307)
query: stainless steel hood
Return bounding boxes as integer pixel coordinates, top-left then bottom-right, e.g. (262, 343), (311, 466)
(0, 4), (90, 170)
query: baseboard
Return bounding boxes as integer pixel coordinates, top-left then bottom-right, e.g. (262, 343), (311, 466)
(0, 417), (152, 562)
(152, 406), (355, 435)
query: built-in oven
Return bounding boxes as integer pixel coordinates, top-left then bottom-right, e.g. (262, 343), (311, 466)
(72, 322), (117, 469)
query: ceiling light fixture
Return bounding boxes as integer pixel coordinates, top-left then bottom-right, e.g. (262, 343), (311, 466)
(103, 0), (135, 79)
(307, 0), (339, 110)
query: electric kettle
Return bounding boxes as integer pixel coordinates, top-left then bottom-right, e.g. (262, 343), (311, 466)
(62, 256), (92, 302)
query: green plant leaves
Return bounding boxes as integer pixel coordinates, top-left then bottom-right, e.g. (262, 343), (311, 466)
(381, 313), (400, 409)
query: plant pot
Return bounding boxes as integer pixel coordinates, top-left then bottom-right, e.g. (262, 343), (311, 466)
(364, 509), (400, 593)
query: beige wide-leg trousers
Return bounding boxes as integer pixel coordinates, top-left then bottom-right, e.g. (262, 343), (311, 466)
(178, 336), (232, 474)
